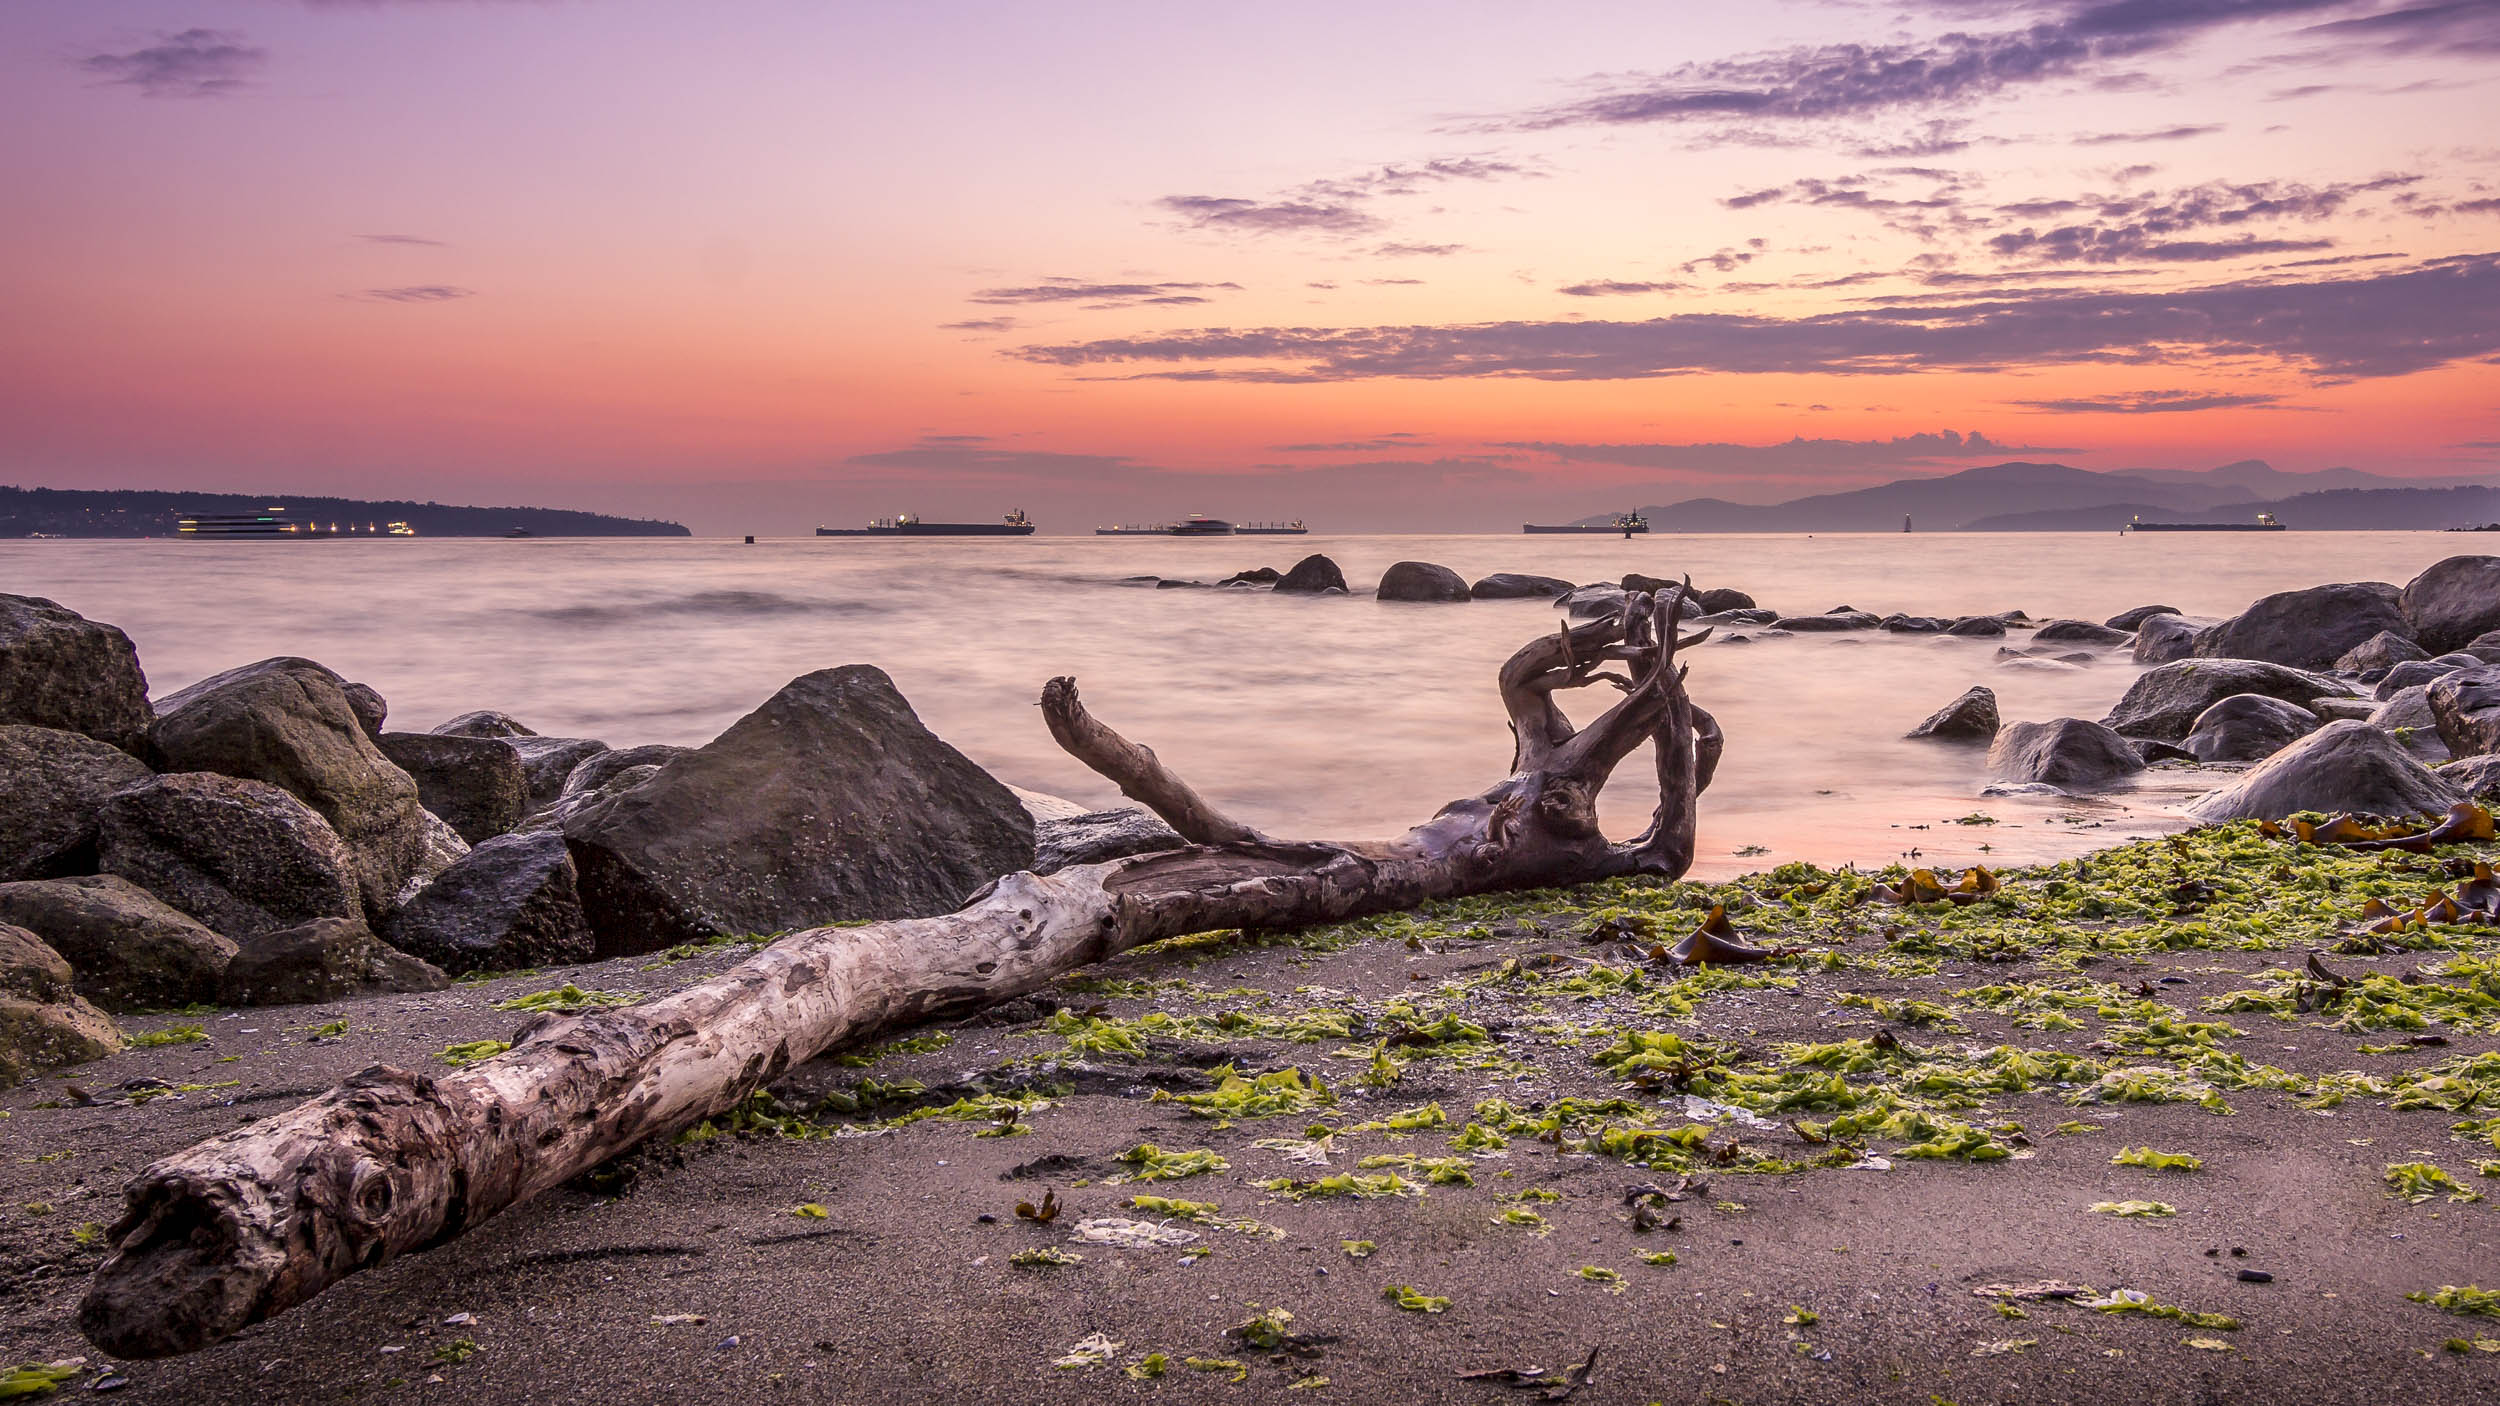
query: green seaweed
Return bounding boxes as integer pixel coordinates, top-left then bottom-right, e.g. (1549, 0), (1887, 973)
(1382, 1284), (1450, 1313)
(437, 1039), (511, 1068)
(1114, 1144), (1230, 1182)
(2110, 1146), (2202, 1172)
(492, 984), (641, 1013)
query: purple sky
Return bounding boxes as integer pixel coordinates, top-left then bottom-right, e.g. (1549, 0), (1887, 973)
(3, 0), (2497, 532)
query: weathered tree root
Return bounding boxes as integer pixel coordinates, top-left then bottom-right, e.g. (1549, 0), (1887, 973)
(78, 591), (1719, 1358)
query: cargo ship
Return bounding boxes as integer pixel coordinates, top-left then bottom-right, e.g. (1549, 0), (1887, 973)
(1523, 512), (1648, 536)
(1094, 514), (1239, 536)
(817, 509), (1036, 537)
(2125, 512), (2285, 533)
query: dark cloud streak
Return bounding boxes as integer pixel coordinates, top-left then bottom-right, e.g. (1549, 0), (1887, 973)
(81, 29), (265, 98)
(969, 278), (1241, 308)
(1009, 254), (2500, 383)
(356, 285), (473, 303)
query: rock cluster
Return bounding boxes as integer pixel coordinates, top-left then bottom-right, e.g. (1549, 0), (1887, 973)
(1898, 556), (2498, 821)
(0, 593), (1063, 1084)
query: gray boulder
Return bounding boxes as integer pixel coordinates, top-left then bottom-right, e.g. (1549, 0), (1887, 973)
(1561, 585), (1629, 620)
(2310, 697), (2379, 722)
(393, 810), (471, 911)
(2033, 619), (2133, 646)
(0, 875), (233, 1011)
(384, 831), (591, 975)
(150, 657), (426, 923)
(219, 917), (446, 1006)
(2184, 720), (2460, 822)
(1033, 809), (1187, 874)
(2182, 694), (2322, 763)
(1906, 686), (1998, 743)
(2370, 685), (2451, 762)
(1987, 718), (2147, 788)
(1881, 615), (1949, 634)
(2463, 630), (2500, 665)
(2193, 581), (2411, 670)
(2399, 556), (2500, 655)
(1218, 566), (1281, 587)
(2133, 738), (2198, 764)
(563, 666), (1035, 954)
(507, 736), (611, 810)
(1775, 611), (1879, 632)
(1376, 561), (1471, 602)
(2432, 652), (2488, 670)
(340, 681), (388, 738)
(0, 595), (153, 753)
(2427, 664), (2500, 757)
(518, 763), (664, 835)
(2375, 658), (2465, 700)
(1273, 554), (1348, 595)
(376, 731), (529, 844)
(2336, 630), (2430, 673)
(2103, 658), (2352, 742)
(0, 924), (119, 1087)
(1470, 573), (1574, 600)
(564, 744), (690, 797)
(2105, 604), (2182, 631)
(97, 773), (363, 938)
(433, 710), (536, 739)
(1693, 588), (1756, 614)
(1943, 615), (2008, 637)
(0, 725), (154, 881)
(2437, 753), (2500, 799)
(2132, 614), (2210, 664)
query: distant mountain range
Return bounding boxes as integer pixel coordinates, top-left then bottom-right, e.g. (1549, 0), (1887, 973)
(0, 487), (690, 538)
(1577, 460), (2500, 533)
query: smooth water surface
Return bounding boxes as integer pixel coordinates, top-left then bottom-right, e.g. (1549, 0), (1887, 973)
(4, 532), (2469, 878)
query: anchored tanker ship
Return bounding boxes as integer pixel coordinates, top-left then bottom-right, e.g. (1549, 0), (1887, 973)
(2125, 512), (2287, 533)
(817, 509), (1036, 537)
(1523, 512), (1648, 536)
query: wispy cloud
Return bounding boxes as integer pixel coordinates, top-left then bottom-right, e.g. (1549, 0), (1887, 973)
(2296, 1), (2500, 56)
(1156, 196), (1381, 236)
(1008, 253), (2500, 383)
(1157, 156), (1528, 241)
(356, 285), (473, 303)
(81, 29), (265, 98)
(939, 316), (1020, 332)
(1272, 433), (1425, 452)
(1476, 2), (2404, 135)
(1557, 279), (1685, 297)
(358, 233), (446, 246)
(1496, 429), (2035, 473)
(1986, 174), (2414, 263)
(1373, 242), (1467, 258)
(2008, 389), (2289, 413)
(967, 278), (1241, 309)
(2073, 124), (2226, 144)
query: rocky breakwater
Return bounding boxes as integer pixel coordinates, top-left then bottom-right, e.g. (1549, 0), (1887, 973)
(0, 593), (1096, 1086)
(1876, 557), (2500, 822)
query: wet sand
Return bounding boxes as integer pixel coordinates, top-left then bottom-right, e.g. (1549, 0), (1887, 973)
(5, 827), (2498, 1404)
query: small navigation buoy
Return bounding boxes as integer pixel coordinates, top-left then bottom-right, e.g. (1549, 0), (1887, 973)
(743, 535), (755, 544)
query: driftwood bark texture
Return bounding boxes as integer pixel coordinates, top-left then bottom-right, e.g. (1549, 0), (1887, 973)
(79, 591), (1721, 1359)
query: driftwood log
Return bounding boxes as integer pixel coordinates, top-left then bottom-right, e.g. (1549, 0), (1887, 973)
(78, 590), (1721, 1359)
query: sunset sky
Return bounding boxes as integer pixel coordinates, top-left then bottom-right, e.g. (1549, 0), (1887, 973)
(4, 0), (2498, 533)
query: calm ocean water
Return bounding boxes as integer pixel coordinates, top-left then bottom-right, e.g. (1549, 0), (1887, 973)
(3, 532), (2472, 878)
